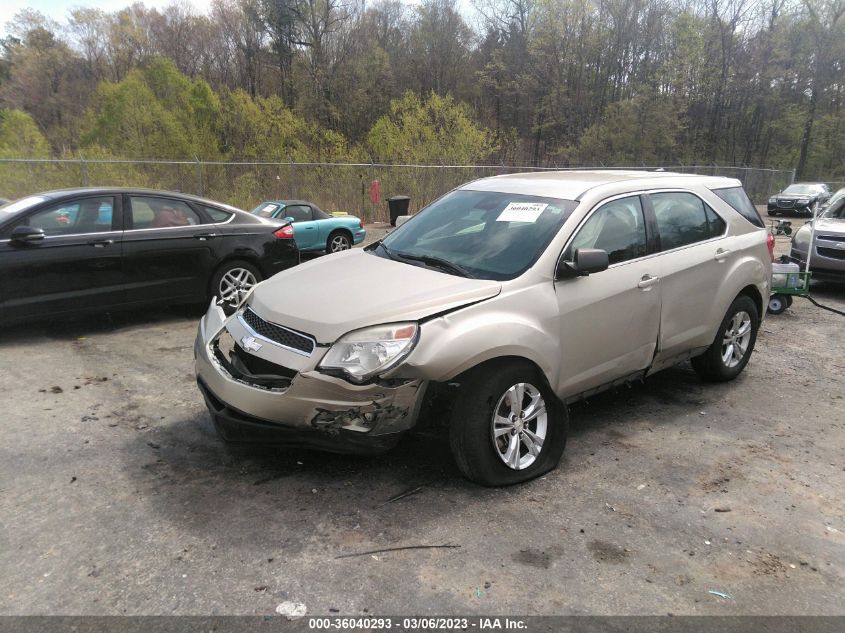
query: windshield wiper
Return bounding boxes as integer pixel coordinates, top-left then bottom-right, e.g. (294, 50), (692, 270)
(395, 252), (475, 278)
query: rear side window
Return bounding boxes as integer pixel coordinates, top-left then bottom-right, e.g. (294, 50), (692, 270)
(651, 191), (724, 251)
(203, 206), (233, 223)
(712, 187), (764, 228)
(129, 196), (201, 229)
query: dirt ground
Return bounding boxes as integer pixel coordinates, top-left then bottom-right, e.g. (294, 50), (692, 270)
(0, 227), (843, 616)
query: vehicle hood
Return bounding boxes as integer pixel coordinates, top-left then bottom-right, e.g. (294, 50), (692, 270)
(248, 249), (502, 342)
(812, 218), (845, 235)
(776, 193), (818, 200)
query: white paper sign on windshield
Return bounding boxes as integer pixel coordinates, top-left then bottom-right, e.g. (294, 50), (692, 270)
(496, 202), (548, 223)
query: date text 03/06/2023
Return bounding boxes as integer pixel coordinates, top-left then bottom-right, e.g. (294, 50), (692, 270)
(307, 617), (528, 630)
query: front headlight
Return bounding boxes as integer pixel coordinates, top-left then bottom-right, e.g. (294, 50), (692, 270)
(797, 198), (810, 204)
(319, 322), (419, 383)
(769, 197), (776, 203)
(792, 225), (811, 249)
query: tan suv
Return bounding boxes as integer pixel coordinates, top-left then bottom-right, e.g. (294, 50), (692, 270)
(195, 171), (770, 486)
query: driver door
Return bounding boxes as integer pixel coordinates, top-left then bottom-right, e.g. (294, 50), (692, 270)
(554, 194), (661, 398)
(283, 204), (319, 250)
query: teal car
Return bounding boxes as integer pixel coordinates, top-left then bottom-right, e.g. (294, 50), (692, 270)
(251, 200), (366, 254)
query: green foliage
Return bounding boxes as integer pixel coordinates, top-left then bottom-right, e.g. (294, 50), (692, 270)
(367, 92), (494, 164)
(570, 97), (682, 165)
(0, 109), (50, 157)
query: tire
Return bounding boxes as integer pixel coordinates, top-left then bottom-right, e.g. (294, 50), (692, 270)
(448, 360), (568, 486)
(767, 294), (788, 315)
(691, 295), (759, 382)
(326, 231), (352, 254)
(785, 295), (794, 308)
(209, 259), (262, 310)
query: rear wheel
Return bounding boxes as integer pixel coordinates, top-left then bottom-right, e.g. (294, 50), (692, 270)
(326, 231), (351, 254)
(691, 295), (759, 382)
(449, 361), (568, 486)
(210, 259), (262, 310)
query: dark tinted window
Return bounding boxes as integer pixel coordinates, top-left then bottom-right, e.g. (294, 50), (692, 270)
(285, 205), (312, 222)
(17, 197), (114, 235)
(203, 206), (233, 222)
(705, 205), (726, 235)
(129, 196), (201, 229)
(651, 192), (714, 250)
(566, 196), (647, 264)
(712, 186), (764, 228)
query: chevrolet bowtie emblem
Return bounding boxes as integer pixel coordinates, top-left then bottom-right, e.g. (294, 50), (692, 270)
(241, 335), (262, 352)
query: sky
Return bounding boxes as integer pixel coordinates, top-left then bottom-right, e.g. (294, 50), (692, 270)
(0, 0), (210, 37)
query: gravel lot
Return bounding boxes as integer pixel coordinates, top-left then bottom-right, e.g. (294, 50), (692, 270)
(1, 228), (843, 616)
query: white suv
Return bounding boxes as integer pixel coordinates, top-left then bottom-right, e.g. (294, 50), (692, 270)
(195, 171), (770, 486)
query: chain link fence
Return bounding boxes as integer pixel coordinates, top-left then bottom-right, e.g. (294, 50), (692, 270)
(0, 159), (795, 222)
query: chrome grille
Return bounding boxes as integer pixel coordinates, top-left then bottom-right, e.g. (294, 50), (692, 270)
(777, 199), (795, 208)
(240, 307), (315, 355)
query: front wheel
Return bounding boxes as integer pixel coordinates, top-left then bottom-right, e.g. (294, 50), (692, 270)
(691, 295), (759, 382)
(326, 231), (352, 254)
(449, 361), (568, 486)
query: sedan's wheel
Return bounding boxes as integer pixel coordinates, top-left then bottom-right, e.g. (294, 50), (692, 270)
(326, 231), (351, 254)
(767, 294), (788, 315)
(691, 295), (759, 382)
(210, 260), (262, 310)
(449, 361), (568, 486)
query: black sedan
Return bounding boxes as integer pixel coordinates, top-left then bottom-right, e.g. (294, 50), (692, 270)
(0, 188), (299, 324)
(767, 183), (831, 217)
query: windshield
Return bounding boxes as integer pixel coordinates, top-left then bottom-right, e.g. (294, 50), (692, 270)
(376, 190), (577, 281)
(783, 184), (823, 195)
(251, 202), (282, 218)
(822, 198), (845, 219)
(1, 195), (48, 215)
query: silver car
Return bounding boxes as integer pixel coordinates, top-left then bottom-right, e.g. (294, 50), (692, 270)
(791, 196), (845, 280)
(195, 171), (770, 486)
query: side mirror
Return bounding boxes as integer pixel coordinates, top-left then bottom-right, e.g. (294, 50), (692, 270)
(556, 248), (609, 278)
(284, 216), (296, 223)
(10, 225), (46, 244)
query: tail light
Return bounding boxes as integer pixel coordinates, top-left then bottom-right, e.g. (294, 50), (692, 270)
(274, 224), (294, 239)
(766, 233), (775, 262)
(359, 220), (364, 229)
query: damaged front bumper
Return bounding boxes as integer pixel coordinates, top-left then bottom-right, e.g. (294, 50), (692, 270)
(194, 302), (426, 453)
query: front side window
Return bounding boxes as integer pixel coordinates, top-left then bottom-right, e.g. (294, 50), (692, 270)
(651, 191), (723, 251)
(130, 197), (201, 229)
(822, 198), (845, 219)
(377, 189), (577, 280)
(565, 196), (647, 265)
(17, 197), (114, 235)
(284, 205), (312, 222)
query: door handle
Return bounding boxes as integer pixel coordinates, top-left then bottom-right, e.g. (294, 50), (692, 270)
(88, 239), (114, 248)
(194, 233), (218, 241)
(714, 248), (731, 261)
(637, 274), (660, 289)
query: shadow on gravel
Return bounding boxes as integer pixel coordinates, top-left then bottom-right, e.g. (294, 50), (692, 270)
(0, 305), (205, 344)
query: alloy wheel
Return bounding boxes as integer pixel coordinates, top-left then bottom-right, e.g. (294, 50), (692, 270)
(491, 382), (548, 470)
(218, 267), (257, 305)
(721, 310), (752, 368)
(330, 235), (351, 252)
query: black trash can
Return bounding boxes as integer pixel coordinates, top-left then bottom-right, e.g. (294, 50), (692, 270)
(387, 195), (411, 227)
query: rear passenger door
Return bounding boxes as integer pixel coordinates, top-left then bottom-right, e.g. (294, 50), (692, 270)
(646, 190), (731, 362)
(120, 195), (223, 304)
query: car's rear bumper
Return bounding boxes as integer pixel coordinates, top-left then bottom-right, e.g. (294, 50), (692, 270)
(256, 238), (299, 276)
(353, 228), (366, 245)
